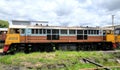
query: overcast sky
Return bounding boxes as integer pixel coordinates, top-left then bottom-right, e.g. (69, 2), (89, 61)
(0, 0), (120, 26)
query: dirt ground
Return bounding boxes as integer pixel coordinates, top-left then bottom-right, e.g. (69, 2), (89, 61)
(0, 63), (28, 70)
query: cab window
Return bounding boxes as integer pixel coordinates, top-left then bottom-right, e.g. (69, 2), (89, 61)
(21, 29), (25, 34)
(10, 29), (20, 34)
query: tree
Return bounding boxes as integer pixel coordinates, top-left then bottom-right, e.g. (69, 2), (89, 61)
(0, 20), (9, 28)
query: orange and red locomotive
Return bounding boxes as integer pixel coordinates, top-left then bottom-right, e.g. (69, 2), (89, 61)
(3, 20), (120, 54)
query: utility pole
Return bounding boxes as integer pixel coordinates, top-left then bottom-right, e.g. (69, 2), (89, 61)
(112, 15), (116, 43)
(112, 15), (115, 33)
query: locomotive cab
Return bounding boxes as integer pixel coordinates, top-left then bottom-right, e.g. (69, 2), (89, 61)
(106, 30), (117, 48)
(3, 28), (20, 53)
(115, 29), (120, 48)
(106, 28), (120, 49)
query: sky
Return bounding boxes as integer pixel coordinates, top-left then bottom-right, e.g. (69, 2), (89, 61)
(0, 0), (120, 26)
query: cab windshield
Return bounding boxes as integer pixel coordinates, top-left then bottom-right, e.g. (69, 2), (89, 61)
(9, 28), (25, 34)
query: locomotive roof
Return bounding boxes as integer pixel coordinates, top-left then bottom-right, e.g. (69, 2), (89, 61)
(9, 25), (113, 30)
(9, 20), (113, 30)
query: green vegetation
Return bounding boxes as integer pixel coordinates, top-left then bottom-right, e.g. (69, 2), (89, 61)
(0, 51), (120, 70)
(0, 20), (9, 28)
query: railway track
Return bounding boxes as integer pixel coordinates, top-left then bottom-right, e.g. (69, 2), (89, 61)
(80, 66), (120, 70)
(83, 58), (111, 70)
(102, 50), (120, 53)
(82, 58), (120, 70)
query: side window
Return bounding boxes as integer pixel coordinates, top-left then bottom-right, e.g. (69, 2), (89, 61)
(43, 29), (46, 34)
(77, 30), (88, 40)
(15, 29), (20, 33)
(47, 29), (59, 40)
(97, 30), (99, 34)
(69, 30), (76, 34)
(91, 30), (93, 34)
(32, 29), (35, 34)
(103, 30), (106, 35)
(52, 29), (59, 34)
(36, 29), (39, 34)
(47, 29), (51, 34)
(10, 29), (14, 34)
(31, 29), (46, 35)
(21, 29), (25, 34)
(61, 29), (67, 34)
(77, 30), (83, 34)
(39, 29), (42, 34)
(115, 30), (120, 35)
(106, 30), (112, 34)
(88, 30), (99, 35)
(84, 30), (87, 34)
(31, 29), (39, 34)
(88, 30), (90, 34)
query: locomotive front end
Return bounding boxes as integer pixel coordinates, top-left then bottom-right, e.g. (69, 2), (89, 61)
(3, 28), (20, 54)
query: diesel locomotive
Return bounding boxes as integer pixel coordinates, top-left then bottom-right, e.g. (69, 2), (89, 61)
(3, 20), (120, 54)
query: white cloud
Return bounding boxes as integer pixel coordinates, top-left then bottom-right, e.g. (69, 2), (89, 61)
(0, 0), (120, 26)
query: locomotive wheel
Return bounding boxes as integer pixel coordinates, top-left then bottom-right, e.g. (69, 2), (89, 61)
(24, 47), (30, 54)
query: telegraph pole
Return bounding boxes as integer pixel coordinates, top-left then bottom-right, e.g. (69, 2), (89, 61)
(112, 15), (116, 44)
(112, 15), (115, 34)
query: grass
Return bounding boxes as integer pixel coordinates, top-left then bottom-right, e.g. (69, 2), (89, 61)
(0, 51), (120, 70)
